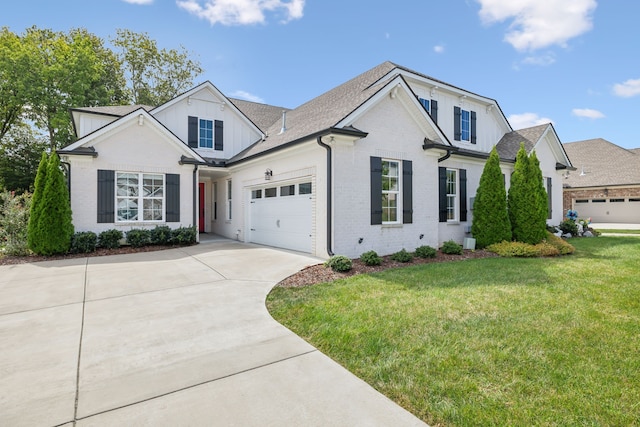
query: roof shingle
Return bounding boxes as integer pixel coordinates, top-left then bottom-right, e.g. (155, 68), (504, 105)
(563, 138), (640, 187)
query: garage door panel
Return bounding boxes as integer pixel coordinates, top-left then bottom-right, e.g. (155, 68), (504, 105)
(250, 193), (312, 253)
(574, 199), (640, 223)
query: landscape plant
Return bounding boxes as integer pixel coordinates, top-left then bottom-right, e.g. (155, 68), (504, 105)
(325, 255), (353, 272)
(441, 240), (463, 255)
(32, 152), (73, 255)
(0, 190), (31, 255)
(70, 231), (97, 254)
(360, 250), (382, 266)
(390, 248), (413, 263)
(415, 245), (437, 258)
(98, 229), (123, 249)
(26, 152), (48, 254)
(471, 147), (511, 247)
(126, 228), (152, 247)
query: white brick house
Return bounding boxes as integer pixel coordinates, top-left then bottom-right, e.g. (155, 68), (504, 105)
(59, 62), (573, 258)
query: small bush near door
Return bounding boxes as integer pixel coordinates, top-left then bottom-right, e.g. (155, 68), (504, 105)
(98, 229), (123, 249)
(326, 255), (353, 272)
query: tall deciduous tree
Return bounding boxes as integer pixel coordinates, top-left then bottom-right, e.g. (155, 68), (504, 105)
(22, 26), (128, 150)
(0, 27), (33, 141)
(112, 29), (203, 106)
(471, 147), (511, 248)
(27, 151), (48, 253)
(0, 125), (48, 192)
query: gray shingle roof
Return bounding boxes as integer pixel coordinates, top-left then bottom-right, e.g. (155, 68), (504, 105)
(71, 105), (154, 116)
(563, 138), (640, 188)
(229, 62), (403, 163)
(228, 98), (288, 132)
(495, 123), (550, 160)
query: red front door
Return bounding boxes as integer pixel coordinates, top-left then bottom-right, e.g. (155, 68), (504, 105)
(198, 183), (205, 232)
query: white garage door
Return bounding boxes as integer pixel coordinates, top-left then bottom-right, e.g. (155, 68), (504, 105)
(574, 198), (640, 223)
(249, 181), (312, 253)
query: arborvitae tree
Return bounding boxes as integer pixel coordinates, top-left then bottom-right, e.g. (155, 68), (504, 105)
(35, 152), (73, 255)
(471, 147), (511, 248)
(27, 151), (48, 253)
(508, 143), (533, 243)
(528, 151), (549, 243)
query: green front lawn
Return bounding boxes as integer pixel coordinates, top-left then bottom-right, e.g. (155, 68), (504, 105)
(267, 237), (640, 426)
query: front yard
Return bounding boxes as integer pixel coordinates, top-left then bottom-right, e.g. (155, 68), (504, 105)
(267, 237), (640, 426)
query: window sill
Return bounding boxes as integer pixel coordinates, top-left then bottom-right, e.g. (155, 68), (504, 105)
(382, 223), (403, 228)
(446, 221), (460, 225)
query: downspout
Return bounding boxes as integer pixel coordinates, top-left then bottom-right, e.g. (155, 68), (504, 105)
(193, 164), (198, 229)
(316, 135), (334, 257)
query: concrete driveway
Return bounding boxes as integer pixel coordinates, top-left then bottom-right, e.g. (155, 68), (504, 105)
(0, 240), (425, 426)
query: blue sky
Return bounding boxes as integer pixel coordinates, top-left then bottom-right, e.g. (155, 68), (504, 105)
(5, 0), (640, 148)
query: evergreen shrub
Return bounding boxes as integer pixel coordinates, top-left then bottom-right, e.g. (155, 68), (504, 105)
(360, 250), (382, 266)
(98, 229), (123, 249)
(70, 231), (97, 253)
(391, 249), (413, 263)
(441, 240), (463, 255)
(415, 245), (437, 258)
(325, 255), (353, 272)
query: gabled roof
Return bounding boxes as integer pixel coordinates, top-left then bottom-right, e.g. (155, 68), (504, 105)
(228, 61), (450, 163)
(59, 108), (206, 163)
(563, 138), (640, 188)
(70, 105), (155, 117)
(496, 123), (549, 159)
(228, 98), (288, 132)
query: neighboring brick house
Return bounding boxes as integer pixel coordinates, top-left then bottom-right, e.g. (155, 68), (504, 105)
(563, 138), (640, 223)
(59, 61), (574, 258)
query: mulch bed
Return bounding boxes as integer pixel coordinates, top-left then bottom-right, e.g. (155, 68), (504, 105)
(277, 249), (498, 288)
(0, 245), (178, 266)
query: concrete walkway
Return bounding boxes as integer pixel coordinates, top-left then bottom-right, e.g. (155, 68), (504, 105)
(0, 241), (425, 426)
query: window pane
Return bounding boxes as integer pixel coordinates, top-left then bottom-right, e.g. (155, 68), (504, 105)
(299, 182), (312, 194)
(199, 119), (213, 148)
(265, 187), (277, 198)
(117, 198), (138, 221)
(252, 189), (262, 199)
(280, 185), (295, 196)
(143, 199), (163, 221)
(461, 109), (470, 141)
(143, 174), (163, 197)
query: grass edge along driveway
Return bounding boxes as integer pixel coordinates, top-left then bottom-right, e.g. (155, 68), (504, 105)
(267, 237), (640, 426)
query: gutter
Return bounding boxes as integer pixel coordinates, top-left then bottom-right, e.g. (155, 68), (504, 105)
(422, 138), (458, 162)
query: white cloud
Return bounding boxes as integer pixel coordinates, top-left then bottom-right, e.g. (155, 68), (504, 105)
(476, 0), (597, 51)
(572, 108), (605, 119)
(508, 112), (553, 129)
(176, 0), (305, 25)
(521, 52), (555, 66)
(230, 90), (265, 103)
(122, 0), (153, 4)
(433, 45), (445, 54)
(613, 78), (640, 98)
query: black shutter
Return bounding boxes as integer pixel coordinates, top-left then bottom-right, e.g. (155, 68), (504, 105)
(470, 111), (477, 144)
(430, 99), (438, 124)
(547, 177), (552, 219)
(165, 174), (180, 222)
(188, 116), (198, 148)
(454, 106), (461, 141)
(214, 120), (223, 151)
(460, 169), (467, 222)
(402, 160), (413, 224)
(438, 167), (447, 222)
(97, 169), (115, 223)
(370, 157), (383, 225)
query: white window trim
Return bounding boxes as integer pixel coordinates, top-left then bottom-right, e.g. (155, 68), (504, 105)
(446, 168), (459, 222)
(115, 172), (165, 223)
(226, 179), (232, 221)
(382, 159), (402, 224)
(199, 118), (213, 149)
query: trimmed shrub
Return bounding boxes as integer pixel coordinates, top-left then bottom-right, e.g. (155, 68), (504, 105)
(415, 245), (437, 258)
(325, 255), (353, 272)
(391, 249), (413, 263)
(98, 229), (123, 249)
(126, 228), (151, 247)
(487, 241), (540, 257)
(27, 152), (48, 254)
(171, 226), (197, 245)
(441, 240), (463, 255)
(558, 220), (578, 236)
(360, 250), (382, 266)
(545, 232), (576, 255)
(150, 225), (173, 245)
(70, 231), (97, 254)
(471, 147), (511, 248)
(32, 152), (73, 255)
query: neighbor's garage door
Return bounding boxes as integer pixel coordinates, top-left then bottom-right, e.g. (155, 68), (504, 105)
(249, 181), (312, 253)
(574, 198), (640, 223)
